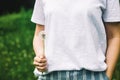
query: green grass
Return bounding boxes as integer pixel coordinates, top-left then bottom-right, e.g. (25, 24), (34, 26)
(0, 9), (36, 80)
(0, 9), (120, 80)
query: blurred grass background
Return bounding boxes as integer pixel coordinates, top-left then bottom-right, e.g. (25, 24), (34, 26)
(0, 9), (37, 80)
(0, 7), (120, 80)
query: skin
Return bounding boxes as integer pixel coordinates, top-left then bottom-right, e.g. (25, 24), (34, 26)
(33, 24), (47, 72)
(104, 22), (120, 80)
(33, 22), (120, 80)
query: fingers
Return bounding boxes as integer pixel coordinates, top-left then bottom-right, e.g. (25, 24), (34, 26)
(34, 56), (47, 63)
(33, 61), (47, 67)
(36, 66), (47, 72)
(33, 56), (47, 72)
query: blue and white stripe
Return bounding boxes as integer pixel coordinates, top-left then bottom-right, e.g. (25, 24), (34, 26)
(38, 69), (109, 80)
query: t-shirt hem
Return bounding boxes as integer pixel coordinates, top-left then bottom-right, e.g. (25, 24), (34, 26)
(33, 66), (107, 77)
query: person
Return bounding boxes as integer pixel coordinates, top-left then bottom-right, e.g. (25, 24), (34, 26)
(31, 0), (120, 80)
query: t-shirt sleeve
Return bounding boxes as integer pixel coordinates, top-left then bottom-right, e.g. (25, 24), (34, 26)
(103, 0), (120, 22)
(31, 0), (45, 25)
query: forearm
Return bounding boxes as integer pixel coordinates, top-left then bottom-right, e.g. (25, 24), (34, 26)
(106, 37), (120, 80)
(33, 35), (44, 56)
(33, 24), (45, 56)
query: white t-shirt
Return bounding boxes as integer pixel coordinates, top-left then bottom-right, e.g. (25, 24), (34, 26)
(31, 0), (120, 74)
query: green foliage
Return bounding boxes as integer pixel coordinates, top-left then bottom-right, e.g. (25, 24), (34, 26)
(0, 9), (37, 80)
(113, 58), (120, 80)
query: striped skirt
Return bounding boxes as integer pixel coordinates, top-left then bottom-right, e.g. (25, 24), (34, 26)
(38, 69), (109, 80)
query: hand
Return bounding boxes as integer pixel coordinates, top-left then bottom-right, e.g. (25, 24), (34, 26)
(33, 56), (47, 72)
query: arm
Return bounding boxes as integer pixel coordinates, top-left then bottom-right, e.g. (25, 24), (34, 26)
(33, 24), (45, 56)
(105, 22), (120, 80)
(33, 24), (47, 72)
